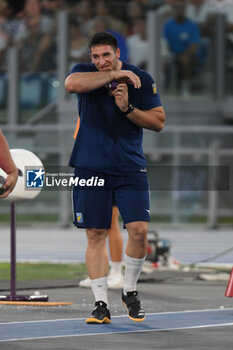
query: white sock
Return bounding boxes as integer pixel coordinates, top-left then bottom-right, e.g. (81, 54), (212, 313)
(109, 261), (122, 275)
(90, 277), (108, 306)
(123, 255), (146, 295)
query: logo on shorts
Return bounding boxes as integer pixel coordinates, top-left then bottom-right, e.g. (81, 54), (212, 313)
(152, 83), (157, 94)
(145, 209), (150, 215)
(26, 169), (44, 188)
(76, 212), (83, 223)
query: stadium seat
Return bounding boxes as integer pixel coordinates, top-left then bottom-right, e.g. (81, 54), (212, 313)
(20, 74), (42, 108)
(0, 74), (6, 107)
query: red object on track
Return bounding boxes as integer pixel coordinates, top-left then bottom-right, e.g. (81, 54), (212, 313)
(225, 268), (233, 297)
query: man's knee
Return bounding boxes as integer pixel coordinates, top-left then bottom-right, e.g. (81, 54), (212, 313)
(126, 222), (148, 244)
(86, 228), (108, 248)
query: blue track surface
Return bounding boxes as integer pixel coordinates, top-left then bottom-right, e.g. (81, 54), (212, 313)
(1, 308), (233, 342)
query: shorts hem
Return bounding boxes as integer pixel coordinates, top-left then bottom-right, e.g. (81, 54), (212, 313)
(73, 221), (111, 229)
(123, 218), (150, 226)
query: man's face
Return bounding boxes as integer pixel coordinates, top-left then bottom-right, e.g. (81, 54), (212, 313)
(173, 2), (186, 21)
(90, 44), (120, 71)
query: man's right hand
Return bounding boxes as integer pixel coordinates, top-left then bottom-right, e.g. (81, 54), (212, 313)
(112, 70), (141, 89)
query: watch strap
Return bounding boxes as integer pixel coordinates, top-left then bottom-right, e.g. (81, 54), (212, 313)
(125, 104), (134, 115)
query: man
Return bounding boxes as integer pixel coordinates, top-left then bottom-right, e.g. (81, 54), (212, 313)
(65, 32), (165, 324)
(163, 0), (200, 96)
(0, 130), (18, 198)
(74, 120), (124, 290)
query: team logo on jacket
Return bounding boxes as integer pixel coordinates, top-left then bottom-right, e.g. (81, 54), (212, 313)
(152, 83), (157, 94)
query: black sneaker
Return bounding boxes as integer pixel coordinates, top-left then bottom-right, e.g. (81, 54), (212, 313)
(122, 290), (145, 322)
(86, 301), (111, 324)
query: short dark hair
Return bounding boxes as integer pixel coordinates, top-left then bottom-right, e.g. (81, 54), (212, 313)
(88, 32), (118, 51)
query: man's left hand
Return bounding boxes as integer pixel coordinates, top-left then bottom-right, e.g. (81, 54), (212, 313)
(112, 83), (129, 113)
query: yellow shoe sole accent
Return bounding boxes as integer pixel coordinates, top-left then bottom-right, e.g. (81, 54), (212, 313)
(128, 315), (146, 322)
(122, 301), (146, 322)
(86, 316), (111, 324)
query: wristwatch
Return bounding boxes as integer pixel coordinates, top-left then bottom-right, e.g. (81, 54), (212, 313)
(125, 104), (134, 115)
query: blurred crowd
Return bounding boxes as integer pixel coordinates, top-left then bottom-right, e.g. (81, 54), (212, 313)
(0, 0), (233, 97)
(0, 0), (150, 74)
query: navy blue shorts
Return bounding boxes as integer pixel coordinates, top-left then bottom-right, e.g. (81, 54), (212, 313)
(72, 168), (150, 229)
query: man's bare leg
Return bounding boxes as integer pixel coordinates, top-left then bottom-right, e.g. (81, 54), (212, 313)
(108, 207), (124, 288)
(108, 206), (123, 262)
(86, 228), (109, 279)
